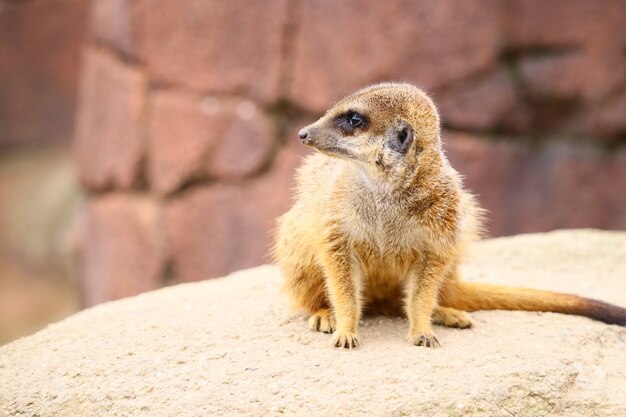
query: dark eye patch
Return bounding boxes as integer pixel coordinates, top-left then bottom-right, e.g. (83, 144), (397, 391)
(336, 111), (367, 134)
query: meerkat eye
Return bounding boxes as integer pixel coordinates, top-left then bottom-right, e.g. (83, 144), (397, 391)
(337, 112), (367, 134)
(349, 113), (365, 128)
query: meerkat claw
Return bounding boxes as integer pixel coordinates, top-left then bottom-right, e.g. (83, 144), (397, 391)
(331, 332), (360, 349)
(413, 334), (441, 348)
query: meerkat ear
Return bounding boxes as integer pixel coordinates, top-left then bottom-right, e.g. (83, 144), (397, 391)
(388, 125), (414, 154)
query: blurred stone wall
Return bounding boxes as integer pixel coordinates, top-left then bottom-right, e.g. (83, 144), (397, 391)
(0, 0), (87, 343)
(75, 0), (626, 305)
(0, 0), (87, 146)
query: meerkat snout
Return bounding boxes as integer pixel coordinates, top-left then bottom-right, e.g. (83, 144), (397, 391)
(298, 126), (316, 146)
(298, 128), (309, 140)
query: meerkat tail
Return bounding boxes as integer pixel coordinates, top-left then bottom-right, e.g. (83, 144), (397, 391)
(440, 281), (626, 326)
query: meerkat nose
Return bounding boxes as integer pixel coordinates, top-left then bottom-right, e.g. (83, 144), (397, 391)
(298, 128), (311, 143)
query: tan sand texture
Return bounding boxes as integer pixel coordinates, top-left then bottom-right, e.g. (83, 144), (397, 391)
(1, 230), (625, 416)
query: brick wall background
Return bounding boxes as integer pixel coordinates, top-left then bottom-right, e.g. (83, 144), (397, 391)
(75, 0), (626, 305)
(4, 0), (623, 308)
(0, 0), (87, 147)
(0, 0), (87, 343)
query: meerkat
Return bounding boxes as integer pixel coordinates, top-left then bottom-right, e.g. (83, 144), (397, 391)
(273, 82), (626, 349)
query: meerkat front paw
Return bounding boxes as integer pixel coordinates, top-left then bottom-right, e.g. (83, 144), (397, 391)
(408, 331), (441, 348)
(331, 331), (360, 349)
(307, 309), (336, 333)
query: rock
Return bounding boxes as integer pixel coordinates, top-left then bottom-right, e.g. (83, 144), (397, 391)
(164, 183), (278, 282)
(444, 132), (626, 235)
(79, 194), (165, 306)
(519, 52), (625, 103)
(90, 0), (144, 59)
(566, 87), (626, 140)
(591, 89), (626, 138)
(436, 69), (526, 132)
(143, 0), (288, 103)
(503, 0), (626, 139)
(0, 0), (87, 145)
(506, 0), (626, 48)
(73, 48), (146, 190)
(289, 0), (501, 113)
(164, 137), (308, 281)
(1, 230), (625, 416)
(148, 91), (276, 194)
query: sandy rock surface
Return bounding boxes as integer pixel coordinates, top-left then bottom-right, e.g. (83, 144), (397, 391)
(1, 230), (625, 417)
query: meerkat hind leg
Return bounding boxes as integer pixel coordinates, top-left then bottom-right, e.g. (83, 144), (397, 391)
(307, 309), (336, 333)
(432, 306), (473, 329)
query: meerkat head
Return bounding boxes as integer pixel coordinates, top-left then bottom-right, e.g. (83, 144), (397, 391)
(298, 82), (442, 182)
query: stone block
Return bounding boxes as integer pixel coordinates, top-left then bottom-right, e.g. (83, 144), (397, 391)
(144, 0), (288, 103)
(507, 0), (626, 49)
(436, 69), (527, 132)
(444, 132), (626, 236)
(519, 53), (626, 103)
(0, 0), (87, 145)
(90, 0), (144, 59)
(148, 91), (276, 194)
(80, 194), (164, 306)
(74, 48), (146, 190)
(289, 0), (502, 113)
(165, 135), (310, 281)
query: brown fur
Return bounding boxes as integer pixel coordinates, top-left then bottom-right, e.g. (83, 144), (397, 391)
(273, 82), (626, 349)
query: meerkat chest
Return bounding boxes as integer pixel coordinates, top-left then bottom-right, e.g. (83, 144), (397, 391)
(346, 196), (422, 256)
